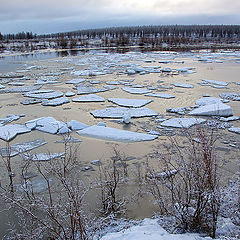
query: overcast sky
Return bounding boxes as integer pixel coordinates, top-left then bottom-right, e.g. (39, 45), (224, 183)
(0, 0), (240, 34)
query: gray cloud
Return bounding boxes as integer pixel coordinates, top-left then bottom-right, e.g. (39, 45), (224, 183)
(0, 0), (239, 34)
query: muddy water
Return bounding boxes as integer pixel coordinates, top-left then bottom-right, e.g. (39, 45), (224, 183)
(0, 51), (239, 237)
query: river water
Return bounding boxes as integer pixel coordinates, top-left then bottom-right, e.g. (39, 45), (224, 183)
(0, 49), (239, 238)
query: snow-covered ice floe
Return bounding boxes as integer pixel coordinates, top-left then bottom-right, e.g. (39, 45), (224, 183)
(145, 93), (175, 99)
(0, 139), (47, 157)
(173, 83), (194, 88)
(0, 85), (42, 93)
(66, 78), (85, 84)
(77, 85), (108, 95)
(108, 98), (153, 108)
(188, 103), (233, 117)
(0, 124), (31, 141)
(220, 92), (240, 101)
(25, 117), (70, 134)
(28, 152), (65, 161)
(196, 97), (225, 106)
(228, 127), (240, 134)
(91, 107), (157, 118)
(24, 90), (64, 99)
(122, 87), (152, 94)
(160, 118), (206, 128)
(67, 120), (89, 131)
(100, 218), (207, 240)
(72, 94), (105, 102)
(77, 126), (158, 142)
(41, 97), (70, 106)
(202, 78), (228, 86)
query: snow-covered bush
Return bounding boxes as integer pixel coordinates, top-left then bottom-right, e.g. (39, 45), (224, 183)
(146, 127), (221, 238)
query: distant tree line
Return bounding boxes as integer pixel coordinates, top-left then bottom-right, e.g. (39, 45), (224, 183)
(1, 25), (240, 41)
(39, 25), (240, 39)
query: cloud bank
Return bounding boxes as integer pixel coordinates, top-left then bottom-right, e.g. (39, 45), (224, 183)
(0, 0), (239, 34)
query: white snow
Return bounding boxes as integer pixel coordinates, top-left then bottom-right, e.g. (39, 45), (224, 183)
(0, 124), (31, 141)
(160, 118), (206, 128)
(220, 92), (240, 101)
(100, 218), (206, 240)
(72, 94), (105, 102)
(122, 87), (152, 94)
(41, 97), (70, 106)
(145, 93), (175, 99)
(108, 98), (153, 108)
(91, 107), (157, 118)
(77, 125), (158, 142)
(188, 103), (233, 117)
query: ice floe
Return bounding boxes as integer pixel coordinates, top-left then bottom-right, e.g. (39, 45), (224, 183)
(24, 90), (64, 99)
(67, 120), (89, 131)
(160, 117), (206, 128)
(202, 78), (228, 86)
(145, 93), (175, 99)
(21, 99), (42, 105)
(122, 87), (152, 94)
(66, 78), (85, 84)
(25, 117), (70, 134)
(189, 103), (233, 117)
(220, 92), (240, 101)
(0, 85), (42, 93)
(72, 94), (105, 102)
(41, 97), (70, 106)
(0, 115), (20, 125)
(0, 139), (47, 157)
(173, 83), (194, 88)
(228, 127), (240, 134)
(77, 125), (158, 142)
(65, 91), (76, 97)
(0, 124), (31, 141)
(91, 107), (157, 118)
(77, 85), (108, 95)
(108, 98), (153, 108)
(29, 152), (65, 161)
(196, 97), (225, 106)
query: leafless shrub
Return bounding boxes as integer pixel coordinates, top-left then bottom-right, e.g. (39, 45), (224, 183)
(146, 126), (221, 238)
(0, 136), (88, 239)
(97, 147), (129, 217)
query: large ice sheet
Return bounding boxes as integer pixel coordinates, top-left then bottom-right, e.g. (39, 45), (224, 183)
(160, 118), (206, 128)
(91, 107), (158, 118)
(173, 83), (194, 88)
(108, 98), (153, 107)
(77, 125), (158, 142)
(189, 103), (233, 117)
(0, 124), (31, 141)
(0, 139), (47, 157)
